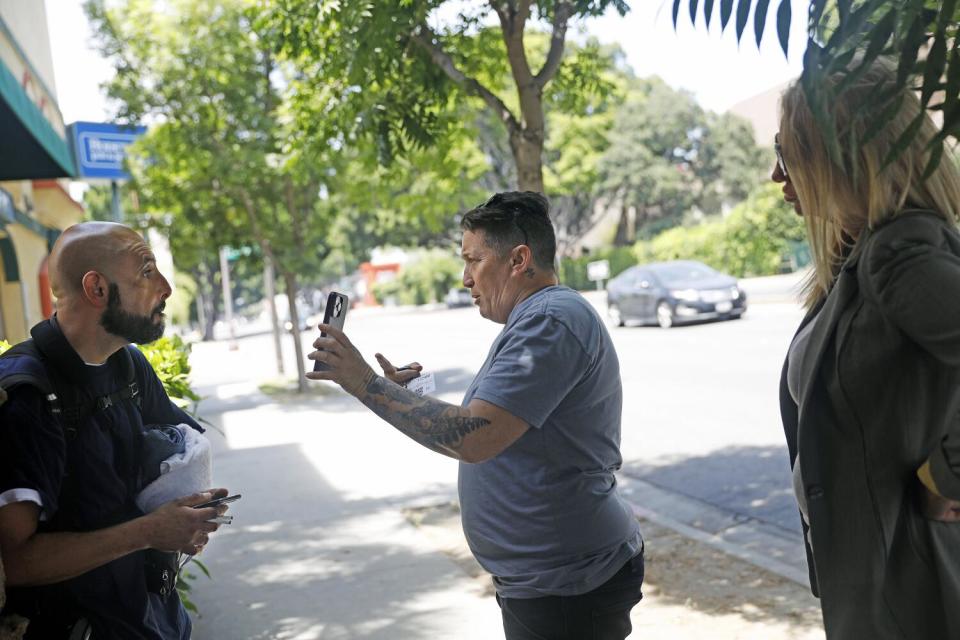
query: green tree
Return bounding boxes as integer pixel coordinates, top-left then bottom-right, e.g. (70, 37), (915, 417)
(634, 182), (806, 277)
(677, 0), (959, 176)
(261, 0), (629, 193)
(595, 77), (766, 244)
(86, 0), (337, 391)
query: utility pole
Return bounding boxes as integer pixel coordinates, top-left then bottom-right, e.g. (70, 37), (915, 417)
(219, 246), (237, 350)
(264, 255), (285, 375)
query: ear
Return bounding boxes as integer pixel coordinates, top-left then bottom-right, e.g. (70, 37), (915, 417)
(81, 271), (110, 308)
(509, 245), (533, 275)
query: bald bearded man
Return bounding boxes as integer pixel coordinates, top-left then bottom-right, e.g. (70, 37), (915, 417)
(0, 222), (229, 639)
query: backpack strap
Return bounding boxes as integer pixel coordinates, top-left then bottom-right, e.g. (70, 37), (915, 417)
(93, 347), (141, 412)
(1, 324), (143, 437)
(0, 340), (63, 421)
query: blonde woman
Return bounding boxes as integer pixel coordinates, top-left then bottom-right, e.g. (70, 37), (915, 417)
(773, 57), (960, 638)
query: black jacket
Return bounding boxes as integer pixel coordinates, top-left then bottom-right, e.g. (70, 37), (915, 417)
(780, 211), (960, 639)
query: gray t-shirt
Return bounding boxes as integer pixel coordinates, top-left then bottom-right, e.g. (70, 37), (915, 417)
(458, 285), (642, 599)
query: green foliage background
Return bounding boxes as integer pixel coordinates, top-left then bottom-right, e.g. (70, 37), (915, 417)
(136, 335), (201, 410)
(558, 183), (808, 289)
(372, 251), (464, 306)
(634, 183), (807, 278)
(558, 246), (638, 291)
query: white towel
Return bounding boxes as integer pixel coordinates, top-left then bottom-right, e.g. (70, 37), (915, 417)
(135, 425), (213, 513)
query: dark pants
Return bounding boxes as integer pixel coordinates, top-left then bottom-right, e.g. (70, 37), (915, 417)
(497, 552), (645, 640)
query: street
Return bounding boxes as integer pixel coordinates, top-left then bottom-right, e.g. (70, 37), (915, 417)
(185, 284), (816, 638)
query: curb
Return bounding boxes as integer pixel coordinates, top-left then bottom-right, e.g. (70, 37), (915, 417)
(617, 474), (810, 587)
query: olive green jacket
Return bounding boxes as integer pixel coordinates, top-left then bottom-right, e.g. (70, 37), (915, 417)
(780, 211), (960, 639)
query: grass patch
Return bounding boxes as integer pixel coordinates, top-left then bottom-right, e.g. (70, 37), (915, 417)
(258, 377), (344, 398)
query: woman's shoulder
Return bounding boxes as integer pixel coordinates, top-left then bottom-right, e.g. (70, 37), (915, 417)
(869, 210), (959, 248)
(858, 209), (960, 291)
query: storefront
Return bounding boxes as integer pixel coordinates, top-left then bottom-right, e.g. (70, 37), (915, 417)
(0, 9), (81, 342)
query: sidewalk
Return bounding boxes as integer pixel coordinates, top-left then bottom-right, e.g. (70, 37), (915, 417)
(184, 366), (824, 639)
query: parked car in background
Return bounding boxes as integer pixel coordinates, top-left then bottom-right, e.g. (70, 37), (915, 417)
(605, 260), (747, 328)
(444, 287), (473, 308)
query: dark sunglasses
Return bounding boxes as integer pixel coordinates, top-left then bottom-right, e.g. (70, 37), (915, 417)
(774, 134), (788, 178)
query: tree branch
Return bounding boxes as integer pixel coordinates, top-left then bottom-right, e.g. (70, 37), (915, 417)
(411, 24), (520, 135)
(535, 1), (574, 88)
(493, 0), (535, 92)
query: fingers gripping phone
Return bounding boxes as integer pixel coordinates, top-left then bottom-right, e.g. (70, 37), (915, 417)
(193, 494), (241, 509)
(313, 292), (349, 372)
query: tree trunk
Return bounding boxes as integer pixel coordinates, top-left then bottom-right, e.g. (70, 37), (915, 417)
(199, 260), (220, 341)
(614, 201), (631, 246)
(510, 128), (545, 193)
(282, 271), (308, 393)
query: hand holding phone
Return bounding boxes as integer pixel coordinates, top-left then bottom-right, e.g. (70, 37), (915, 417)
(193, 494), (241, 509)
(313, 292), (349, 372)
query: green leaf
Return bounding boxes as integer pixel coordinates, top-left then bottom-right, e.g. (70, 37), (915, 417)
(808, 0), (828, 32)
(720, 0), (734, 31)
(776, 0), (791, 57)
(703, 0), (715, 29)
(754, 0), (771, 47)
(673, 0), (681, 26)
(846, 122), (859, 186)
(935, 0), (959, 33)
(944, 37), (960, 134)
(882, 111), (925, 169)
(861, 93), (903, 146)
(689, 0), (700, 26)
(897, 12), (929, 89)
(835, 9), (895, 92)
(735, 0), (751, 43)
(921, 33), (948, 107)
(921, 137), (944, 181)
(191, 557), (213, 579)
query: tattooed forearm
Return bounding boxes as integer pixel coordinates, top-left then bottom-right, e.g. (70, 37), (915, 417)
(357, 375), (490, 459)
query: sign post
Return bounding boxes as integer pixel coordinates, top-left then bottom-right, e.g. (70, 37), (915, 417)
(587, 259), (611, 291)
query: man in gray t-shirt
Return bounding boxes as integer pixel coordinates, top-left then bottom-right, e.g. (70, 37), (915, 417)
(308, 191), (644, 639)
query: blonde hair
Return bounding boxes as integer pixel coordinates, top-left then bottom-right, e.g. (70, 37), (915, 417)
(779, 57), (960, 309)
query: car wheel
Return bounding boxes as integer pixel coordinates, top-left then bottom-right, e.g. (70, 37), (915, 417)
(607, 303), (625, 327)
(656, 301), (674, 329)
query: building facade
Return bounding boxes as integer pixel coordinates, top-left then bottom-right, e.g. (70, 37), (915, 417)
(0, 0), (82, 342)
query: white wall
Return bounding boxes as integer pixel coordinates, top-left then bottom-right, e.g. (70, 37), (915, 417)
(0, 0), (57, 97)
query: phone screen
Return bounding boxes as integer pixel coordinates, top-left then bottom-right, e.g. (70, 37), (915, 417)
(313, 292), (349, 372)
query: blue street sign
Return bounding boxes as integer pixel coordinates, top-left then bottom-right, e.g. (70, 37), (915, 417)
(68, 121), (147, 180)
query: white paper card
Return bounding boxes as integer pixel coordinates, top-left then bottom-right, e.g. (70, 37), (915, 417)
(405, 372), (436, 396)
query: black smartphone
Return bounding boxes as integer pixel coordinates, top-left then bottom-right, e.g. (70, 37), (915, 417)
(313, 291), (349, 372)
(193, 494), (241, 509)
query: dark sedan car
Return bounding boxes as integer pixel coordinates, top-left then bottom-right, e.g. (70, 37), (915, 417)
(605, 260), (747, 328)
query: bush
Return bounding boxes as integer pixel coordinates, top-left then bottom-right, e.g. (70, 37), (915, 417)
(372, 250), (463, 305)
(558, 246), (637, 291)
(136, 335), (201, 410)
(634, 183), (807, 278)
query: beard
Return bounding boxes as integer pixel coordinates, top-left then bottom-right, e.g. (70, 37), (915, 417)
(100, 283), (166, 344)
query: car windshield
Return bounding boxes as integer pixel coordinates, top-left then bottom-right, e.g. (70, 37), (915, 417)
(652, 263), (716, 284)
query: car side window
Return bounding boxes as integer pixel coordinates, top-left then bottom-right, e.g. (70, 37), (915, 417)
(616, 269), (637, 288)
(636, 271), (652, 288)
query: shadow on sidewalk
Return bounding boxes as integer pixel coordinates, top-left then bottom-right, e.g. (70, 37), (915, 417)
(190, 442), (490, 640)
(623, 445), (801, 536)
(194, 366), (478, 419)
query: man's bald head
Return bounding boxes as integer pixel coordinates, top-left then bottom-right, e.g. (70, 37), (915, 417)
(49, 222), (147, 299)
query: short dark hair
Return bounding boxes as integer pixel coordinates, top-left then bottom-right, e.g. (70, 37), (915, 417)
(460, 191), (556, 270)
